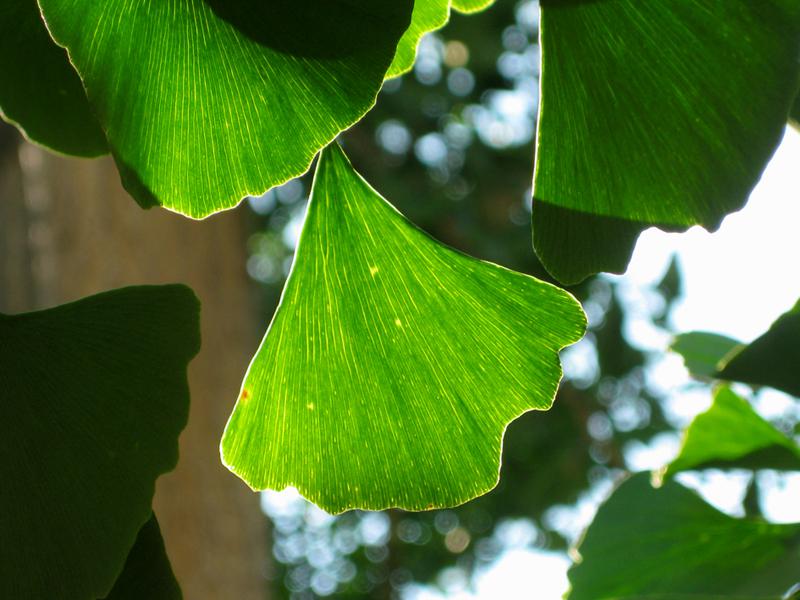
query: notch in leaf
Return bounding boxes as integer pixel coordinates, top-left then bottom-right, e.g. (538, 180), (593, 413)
(0, 285), (199, 599)
(221, 143), (586, 514)
(534, 0), (800, 284)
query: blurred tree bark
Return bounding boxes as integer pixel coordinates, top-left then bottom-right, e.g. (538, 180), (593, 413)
(0, 125), (268, 599)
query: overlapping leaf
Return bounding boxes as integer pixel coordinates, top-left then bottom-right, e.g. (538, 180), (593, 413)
(387, 0), (497, 78)
(0, 286), (199, 599)
(671, 301), (800, 398)
(661, 387), (800, 478)
(104, 515), (181, 600)
(671, 332), (741, 379)
(534, 0), (800, 283)
(0, 1), (106, 156)
(36, 0), (414, 217)
(719, 300), (800, 398)
(221, 143), (586, 513)
(568, 474), (800, 599)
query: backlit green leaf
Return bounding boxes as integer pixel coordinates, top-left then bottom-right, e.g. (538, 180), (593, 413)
(568, 474), (800, 600)
(37, 0), (413, 217)
(671, 332), (741, 378)
(534, 1), (800, 284)
(0, 286), (199, 599)
(104, 515), (181, 600)
(387, 0), (450, 78)
(221, 143), (586, 513)
(719, 300), (800, 398)
(450, 0), (496, 14)
(0, 1), (106, 156)
(661, 387), (800, 479)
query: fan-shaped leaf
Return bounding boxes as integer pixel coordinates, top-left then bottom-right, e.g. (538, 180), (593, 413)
(534, 0), (800, 283)
(0, 285), (199, 599)
(568, 474), (800, 599)
(36, 0), (414, 217)
(671, 332), (741, 379)
(221, 143), (586, 513)
(0, 1), (106, 156)
(661, 387), (800, 479)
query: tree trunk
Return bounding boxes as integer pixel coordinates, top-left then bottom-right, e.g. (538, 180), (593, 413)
(1, 126), (269, 599)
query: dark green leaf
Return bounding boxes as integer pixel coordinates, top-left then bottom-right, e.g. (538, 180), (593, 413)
(0, 1), (106, 156)
(568, 473), (800, 600)
(103, 515), (181, 600)
(661, 387), (800, 479)
(534, 1), (800, 284)
(221, 143), (586, 513)
(719, 300), (800, 397)
(37, 0), (414, 217)
(790, 95), (800, 129)
(671, 332), (742, 378)
(0, 285), (199, 599)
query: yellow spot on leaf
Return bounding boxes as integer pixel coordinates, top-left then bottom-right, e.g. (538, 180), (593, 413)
(394, 318), (403, 327)
(369, 265), (379, 276)
(307, 403), (315, 411)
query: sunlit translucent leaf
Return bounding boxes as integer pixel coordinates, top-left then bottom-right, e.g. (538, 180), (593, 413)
(568, 473), (800, 600)
(37, 0), (413, 217)
(671, 332), (741, 378)
(534, 1), (800, 284)
(660, 387), (800, 479)
(388, 0), (450, 78)
(221, 143), (586, 513)
(450, 0), (496, 14)
(719, 300), (800, 398)
(104, 515), (181, 600)
(0, 286), (199, 599)
(0, 2), (106, 156)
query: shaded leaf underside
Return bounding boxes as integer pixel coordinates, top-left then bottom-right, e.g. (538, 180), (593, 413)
(222, 143), (585, 513)
(0, 286), (199, 599)
(534, 0), (800, 284)
(568, 474), (800, 600)
(0, 1), (106, 156)
(719, 300), (800, 398)
(103, 515), (181, 600)
(37, 0), (414, 217)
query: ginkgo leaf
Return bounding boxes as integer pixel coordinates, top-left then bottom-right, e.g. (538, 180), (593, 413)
(534, 0), (800, 284)
(0, 286), (199, 599)
(450, 0), (496, 14)
(568, 474), (800, 600)
(0, 1), (106, 156)
(791, 95), (800, 129)
(670, 332), (741, 379)
(104, 515), (181, 600)
(36, 0), (413, 217)
(719, 300), (800, 398)
(660, 387), (800, 479)
(221, 143), (586, 514)
(388, 0), (450, 78)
